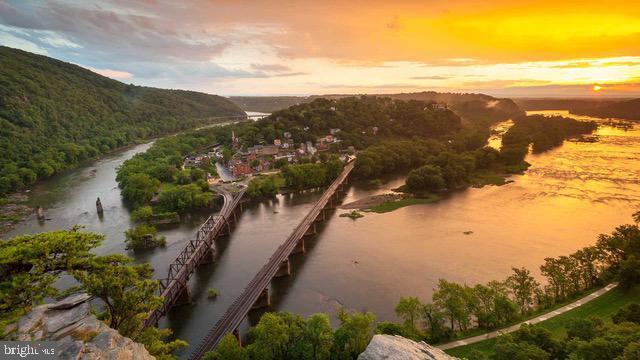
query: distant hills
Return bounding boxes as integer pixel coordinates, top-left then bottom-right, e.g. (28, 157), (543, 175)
(516, 98), (640, 121)
(231, 91), (524, 127)
(0, 46), (244, 195)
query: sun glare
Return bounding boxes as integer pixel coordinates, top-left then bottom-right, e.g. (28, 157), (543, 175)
(593, 85), (602, 91)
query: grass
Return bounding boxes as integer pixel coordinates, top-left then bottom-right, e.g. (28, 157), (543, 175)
(366, 195), (441, 213)
(446, 285), (640, 358)
(339, 210), (364, 219)
(470, 170), (509, 187)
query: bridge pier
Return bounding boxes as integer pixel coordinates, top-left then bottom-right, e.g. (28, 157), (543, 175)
(274, 258), (291, 277)
(292, 238), (306, 254)
(202, 247), (215, 264)
(233, 329), (242, 346)
(174, 283), (192, 307)
(304, 223), (317, 236)
(251, 287), (271, 310)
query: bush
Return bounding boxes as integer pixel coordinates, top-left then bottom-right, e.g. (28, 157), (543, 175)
(124, 224), (166, 250)
(247, 175), (281, 198)
(613, 304), (640, 325)
(406, 165), (445, 192)
(131, 206), (154, 223)
(207, 288), (218, 299)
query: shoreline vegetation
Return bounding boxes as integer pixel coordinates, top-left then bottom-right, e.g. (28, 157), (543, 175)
(0, 46), (244, 197)
(444, 283), (640, 358)
(201, 213), (640, 360)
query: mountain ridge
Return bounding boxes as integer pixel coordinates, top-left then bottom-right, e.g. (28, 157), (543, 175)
(0, 46), (244, 195)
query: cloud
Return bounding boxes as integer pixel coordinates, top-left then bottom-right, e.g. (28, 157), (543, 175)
(0, 31), (48, 55)
(1, 0), (639, 96)
(410, 75), (450, 80)
(270, 72), (309, 77)
(38, 32), (81, 49)
(86, 66), (133, 79)
(250, 63), (292, 72)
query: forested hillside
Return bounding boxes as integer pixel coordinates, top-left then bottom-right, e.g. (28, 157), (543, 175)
(516, 98), (640, 121)
(230, 92), (524, 127)
(0, 46), (244, 195)
(216, 96), (462, 150)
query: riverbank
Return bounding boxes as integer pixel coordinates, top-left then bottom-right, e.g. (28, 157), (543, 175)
(0, 193), (33, 236)
(445, 283), (638, 358)
(339, 170), (511, 215)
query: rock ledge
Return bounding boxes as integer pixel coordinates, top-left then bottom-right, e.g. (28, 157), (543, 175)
(3, 294), (153, 360)
(358, 334), (459, 360)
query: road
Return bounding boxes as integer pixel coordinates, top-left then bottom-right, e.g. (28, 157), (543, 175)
(438, 282), (618, 350)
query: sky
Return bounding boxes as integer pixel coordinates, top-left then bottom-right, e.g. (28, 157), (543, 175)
(1, 0), (640, 98)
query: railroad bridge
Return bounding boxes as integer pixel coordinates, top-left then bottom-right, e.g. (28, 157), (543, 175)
(190, 160), (355, 359)
(143, 187), (247, 328)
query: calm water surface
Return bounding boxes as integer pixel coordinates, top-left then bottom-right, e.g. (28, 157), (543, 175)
(5, 110), (640, 357)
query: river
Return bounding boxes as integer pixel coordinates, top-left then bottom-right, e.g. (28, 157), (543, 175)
(4, 110), (640, 357)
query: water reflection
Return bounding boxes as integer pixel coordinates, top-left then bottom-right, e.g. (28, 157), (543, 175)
(5, 111), (640, 359)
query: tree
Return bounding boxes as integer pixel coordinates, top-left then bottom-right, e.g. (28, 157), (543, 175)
(121, 173), (160, 207)
(247, 312), (289, 359)
(203, 333), (247, 360)
(131, 206), (154, 223)
(124, 224), (166, 250)
(332, 309), (375, 360)
(620, 255), (640, 289)
(566, 317), (605, 341)
(157, 184), (213, 212)
(71, 255), (161, 337)
(432, 279), (473, 332)
(540, 257), (570, 302)
(0, 228), (103, 319)
(494, 335), (551, 360)
(395, 296), (422, 331)
(613, 304), (640, 325)
(305, 313), (333, 360)
(247, 175), (280, 198)
(511, 324), (560, 358)
(506, 267), (540, 314)
(572, 247), (602, 290)
(0, 229), (185, 359)
(135, 326), (188, 360)
(624, 341), (640, 360)
(420, 302), (449, 342)
(406, 165), (445, 192)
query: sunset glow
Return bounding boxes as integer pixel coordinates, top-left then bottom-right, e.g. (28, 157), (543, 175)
(1, 0), (639, 96)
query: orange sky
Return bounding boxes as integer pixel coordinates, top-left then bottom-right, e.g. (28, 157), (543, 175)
(1, 0), (639, 96)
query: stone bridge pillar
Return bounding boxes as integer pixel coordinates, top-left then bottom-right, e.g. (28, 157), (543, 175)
(251, 287), (271, 309)
(202, 247), (215, 264)
(275, 258), (291, 277)
(292, 238), (306, 254)
(174, 282), (192, 307)
(304, 222), (317, 236)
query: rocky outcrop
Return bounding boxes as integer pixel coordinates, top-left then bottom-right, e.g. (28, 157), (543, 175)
(358, 335), (459, 360)
(3, 293), (153, 360)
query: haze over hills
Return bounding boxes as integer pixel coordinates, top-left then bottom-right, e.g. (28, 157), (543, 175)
(231, 91), (524, 127)
(516, 98), (640, 121)
(0, 46), (244, 195)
